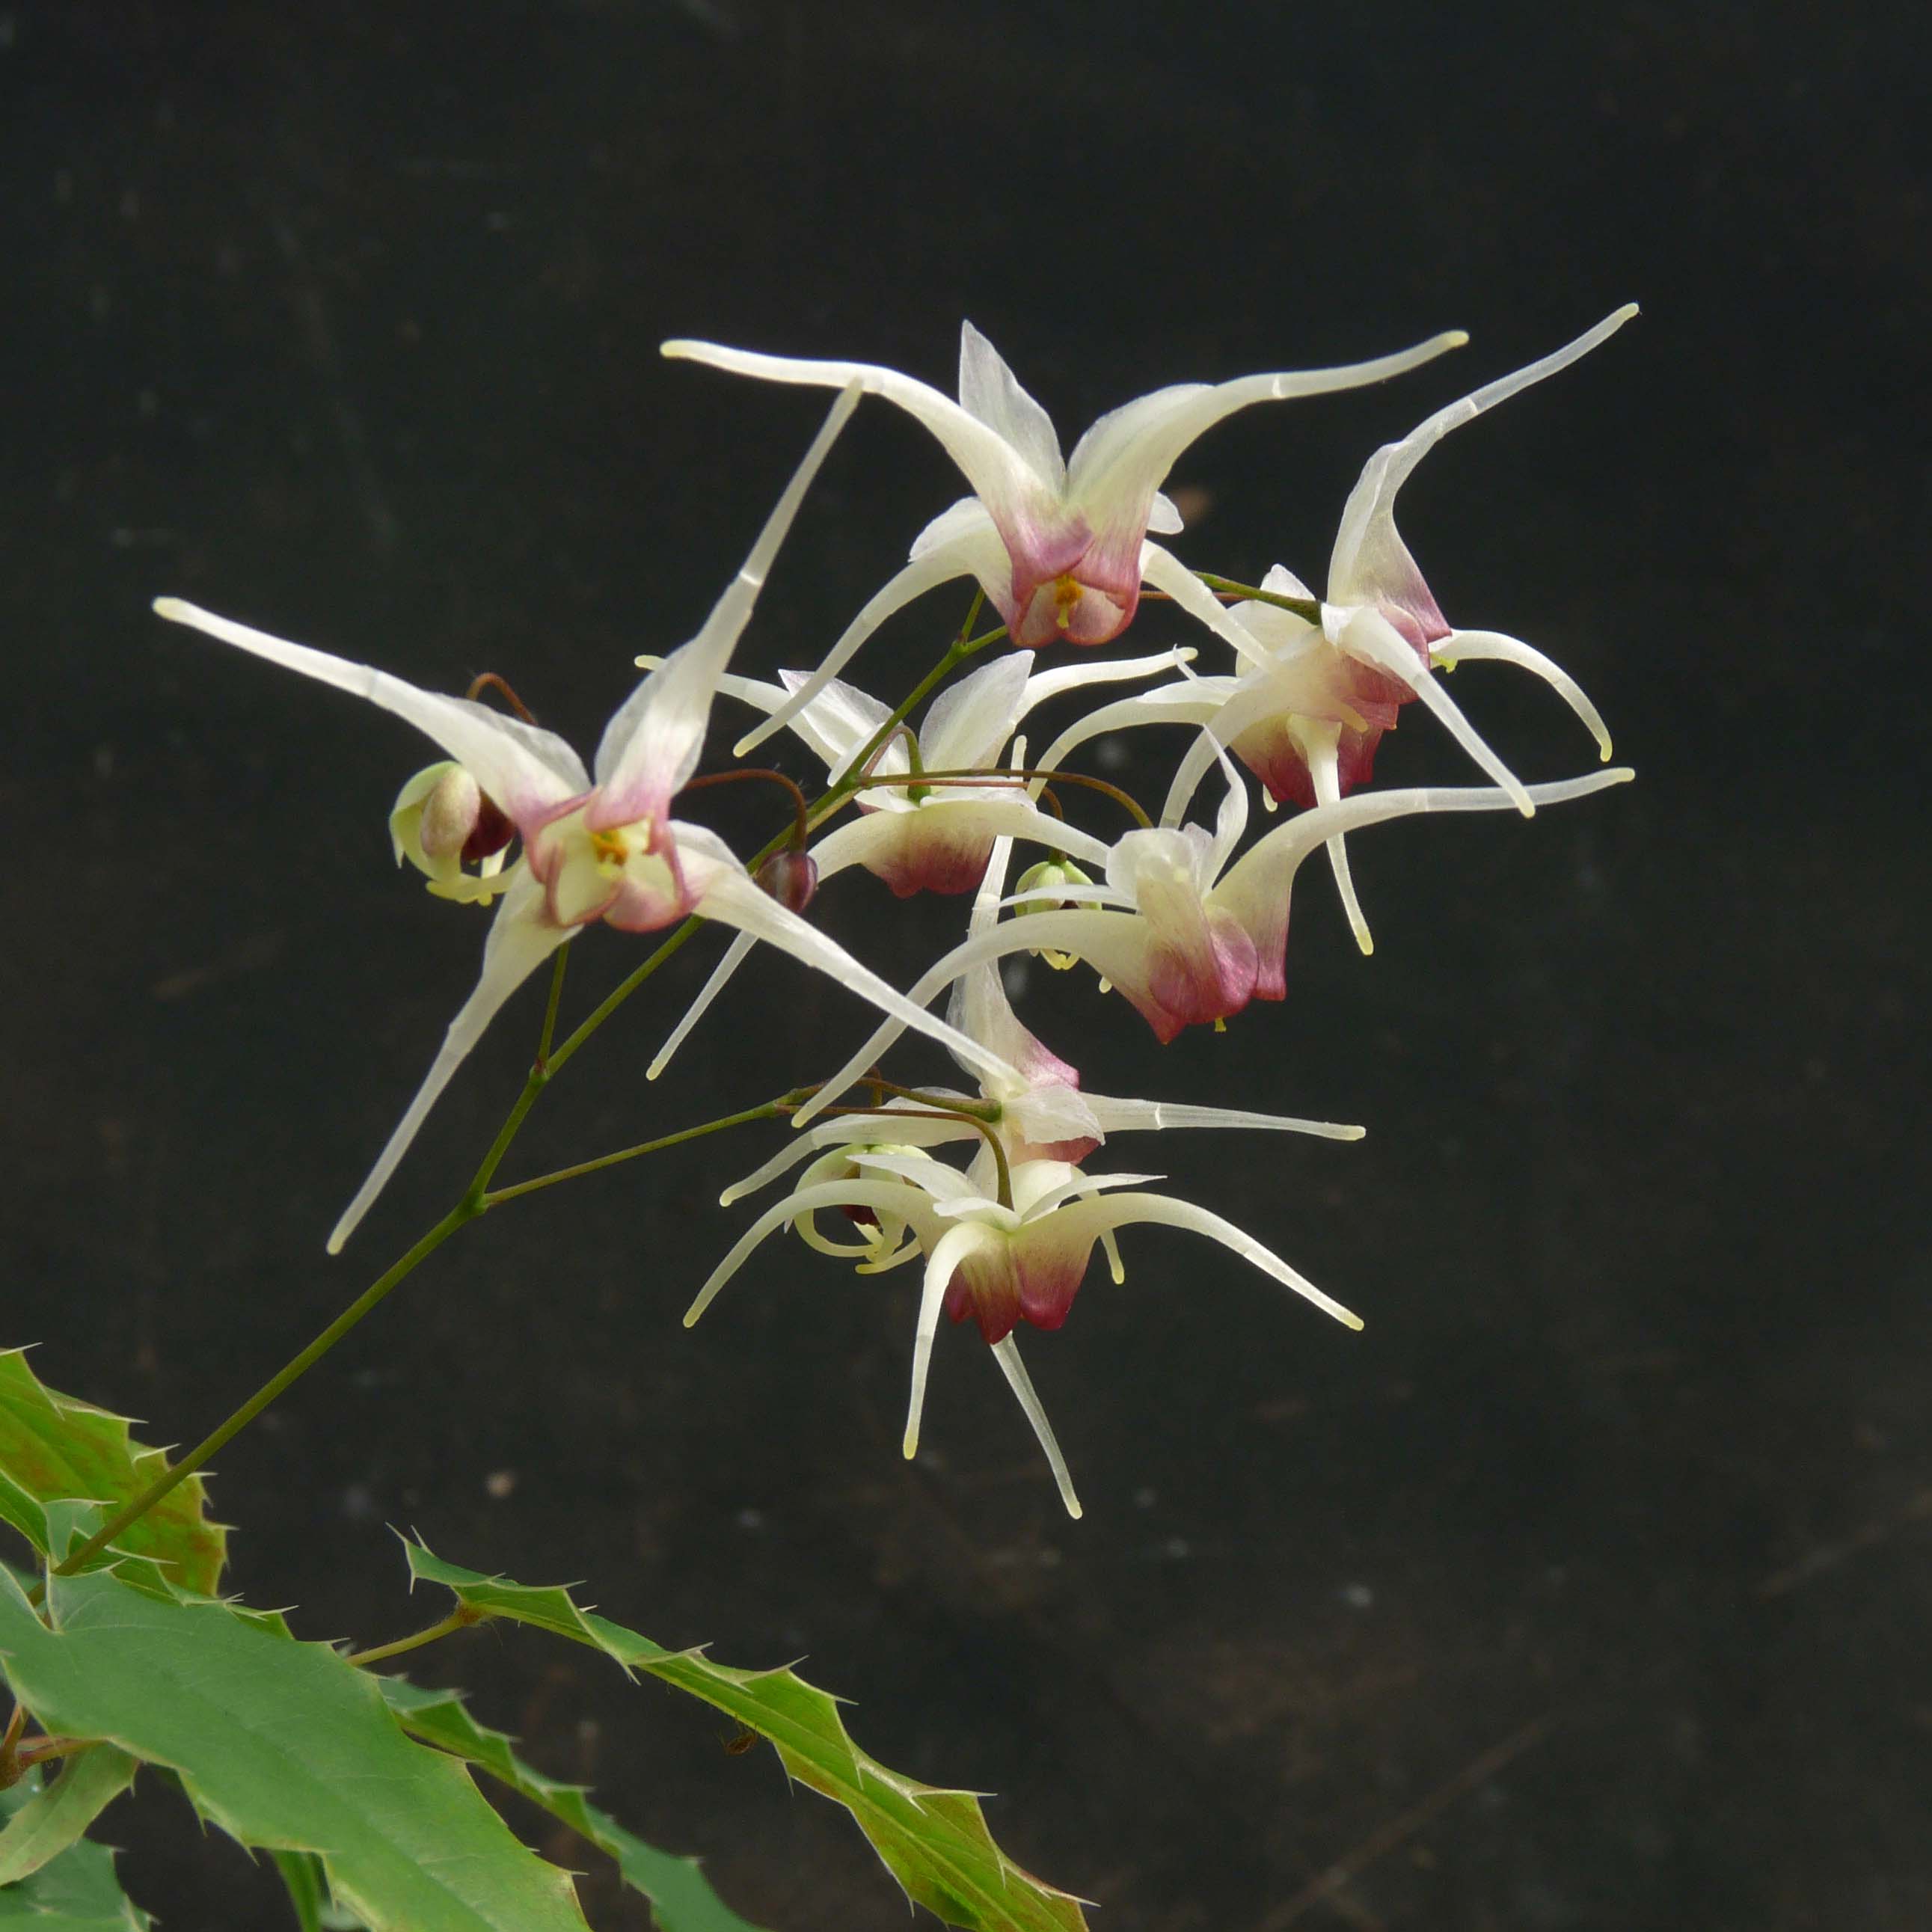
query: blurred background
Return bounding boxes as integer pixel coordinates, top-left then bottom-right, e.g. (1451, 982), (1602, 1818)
(3, 2), (1926, 1926)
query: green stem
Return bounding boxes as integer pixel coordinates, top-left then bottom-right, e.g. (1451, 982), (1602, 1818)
(482, 1092), (811, 1207)
(1192, 571), (1322, 625)
(49, 1206), (476, 1582)
(535, 941), (571, 1071)
(343, 1607), (481, 1668)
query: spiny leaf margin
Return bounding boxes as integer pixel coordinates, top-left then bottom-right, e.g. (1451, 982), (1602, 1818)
(0, 1565), (589, 1932)
(0, 1349), (227, 1595)
(379, 1676), (771, 1932)
(403, 1539), (1090, 1932)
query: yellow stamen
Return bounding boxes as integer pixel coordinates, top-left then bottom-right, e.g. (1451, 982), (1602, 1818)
(1052, 574), (1082, 631)
(589, 828), (629, 865)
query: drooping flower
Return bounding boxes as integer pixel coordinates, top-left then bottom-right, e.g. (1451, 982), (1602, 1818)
(389, 761), (518, 903)
(660, 320), (1468, 757)
(791, 761), (1634, 1126)
(1034, 307), (1638, 950)
(637, 651), (1186, 1079)
(154, 387), (1024, 1252)
(688, 1138), (1364, 1519)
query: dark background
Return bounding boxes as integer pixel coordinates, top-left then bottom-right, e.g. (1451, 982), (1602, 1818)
(3, 3), (1927, 1928)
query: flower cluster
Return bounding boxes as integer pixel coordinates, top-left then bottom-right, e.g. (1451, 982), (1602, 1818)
(156, 307), (1635, 1513)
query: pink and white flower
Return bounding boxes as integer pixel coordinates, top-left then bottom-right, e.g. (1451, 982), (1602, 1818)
(639, 653), (1187, 1079)
(660, 321), (1468, 757)
(688, 1137), (1364, 1519)
(1034, 308), (1637, 951)
(154, 389), (1024, 1252)
(791, 761), (1634, 1123)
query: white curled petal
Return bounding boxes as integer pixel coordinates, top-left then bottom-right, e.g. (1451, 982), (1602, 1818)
(1138, 545), (1276, 669)
(957, 323), (1066, 488)
(1015, 645), (1200, 722)
(1030, 683), (1227, 803)
(685, 1177), (934, 1326)
(735, 537), (981, 761)
(1080, 1095), (1365, 1141)
(328, 867), (566, 1254)
(690, 862), (1022, 1095)
(1337, 605), (1536, 815)
(1065, 332), (1469, 534)
(1214, 769), (1636, 945)
(153, 598), (587, 821)
(1260, 562), (1316, 601)
(906, 1222), (991, 1458)
(596, 383), (860, 814)
(1147, 491), (1184, 536)
(1436, 629), (1612, 761)
(1051, 1192), (1364, 1329)
(1330, 307), (1637, 604)
(1305, 726), (1375, 956)
(990, 1336), (1082, 1519)
(720, 1111), (976, 1206)
(662, 338), (1043, 534)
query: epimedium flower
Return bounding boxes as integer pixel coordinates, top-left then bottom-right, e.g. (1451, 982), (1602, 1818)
(1033, 307), (1638, 951)
(790, 760), (1635, 1126)
(686, 1135), (1364, 1520)
(153, 387), (1026, 1254)
(637, 651), (1188, 1079)
(660, 319), (1469, 758)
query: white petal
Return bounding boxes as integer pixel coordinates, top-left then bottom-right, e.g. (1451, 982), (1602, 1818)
(153, 598), (586, 822)
(647, 929), (758, 1081)
(733, 535), (984, 761)
(1306, 726), (1375, 956)
(720, 1111), (975, 1205)
(957, 322), (1066, 488)
(1030, 682), (1225, 800)
(789, 909), (1152, 1128)
(1207, 752), (1248, 883)
(1053, 1192), (1364, 1329)
(1147, 490), (1184, 536)
(990, 1337), (1082, 1519)
(327, 867), (567, 1253)
(595, 382), (860, 813)
(1329, 306), (1638, 605)
(1337, 605), (1535, 815)
(1014, 645), (1200, 722)
(906, 1223), (987, 1457)
(663, 337), (1045, 535)
(691, 859), (1024, 1095)
(1213, 768), (1636, 945)
(1138, 544), (1275, 669)
(1436, 629), (1613, 761)
(1081, 1094), (1365, 1141)
(1260, 562), (1316, 601)
(685, 1177), (933, 1326)
(919, 651), (1034, 770)
(776, 669), (898, 773)
(1065, 332), (1469, 536)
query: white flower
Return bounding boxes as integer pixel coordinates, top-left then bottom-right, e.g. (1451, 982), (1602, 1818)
(1034, 307), (1639, 951)
(660, 320), (1467, 757)
(789, 761), (1634, 1125)
(687, 1140), (1364, 1520)
(154, 388), (1024, 1251)
(640, 653), (1190, 1079)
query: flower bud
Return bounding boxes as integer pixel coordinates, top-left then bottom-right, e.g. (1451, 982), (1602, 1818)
(755, 847), (819, 914)
(1011, 858), (1091, 970)
(390, 762), (515, 892)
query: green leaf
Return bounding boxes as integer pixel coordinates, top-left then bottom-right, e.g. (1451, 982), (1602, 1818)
(0, 1747), (138, 1885)
(0, 1349), (227, 1595)
(272, 1851), (328, 1932)
(378, 1677), (770, 1932)
(0, 1770), (149, 1928)
(403, 1542), (1090, 1932)
(0, 1568), (589, 1932)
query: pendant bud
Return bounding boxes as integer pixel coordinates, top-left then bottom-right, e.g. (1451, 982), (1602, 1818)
(755, 847), (819, 914)
(1011, 857), (1092, 969)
